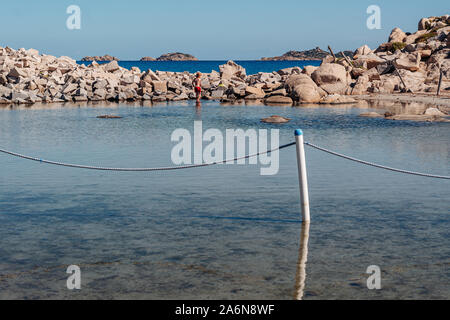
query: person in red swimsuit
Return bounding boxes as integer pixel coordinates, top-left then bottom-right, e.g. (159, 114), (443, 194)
(193, 72), (202, 102)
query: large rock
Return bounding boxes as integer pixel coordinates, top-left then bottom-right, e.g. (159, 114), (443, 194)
(11, 90), (30, 101)
(210, 88), (226, 99)
(8, 67), (28, 78)
(311, 63), (348, 94)
(0, 97), (10, 104)
(172, 92), (189, 101)
(404, 30), (428, 45)
(93, 79), (108, 90)
(285, 74), (318, 90)
(379, 77), (398, 93)
(427, 49), (450, 77)
(389, 28), (407, 43)
(103, 60), (120, 73)
(353, 54), (385, 69)
(418, 49), (432, 59)
(424, 108), (446, 116)
(285, 73), (324, 103)
(261, 115), (291, 123)
(393, 53), (421, 72)
(62, 83), (78, 94)
(245, 86), (265, 98)
(0, 85), (12, 97)
(350, 74), (370, 95)
(362, 68), (381, 81)
(354, 45), (372, 57)
(376, 61), (395, 75)
(142, 69), (160, 83)
(351, 67), (366, 78)
(301, 66), (319, 76)
(152, 80), (167, 93)
(418, 18), (431, 31)
(292, 85), (321, 103)
(264, 95), (293, 105)
(219, 60), (246, 80)
(397, 69), (427, 92)
(121, 75), (140, 85)
(277, 67), (301, 76)
(269, 88), (287, 96)
(294, 85), (321, 103)
(25, 48), (39, 56)
(311, 63), (347, 85)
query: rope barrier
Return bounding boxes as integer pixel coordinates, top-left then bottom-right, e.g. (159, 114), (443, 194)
(0, 141), (448, 179)
(0, 142), (296, 172)
(304, 142), (450, 180)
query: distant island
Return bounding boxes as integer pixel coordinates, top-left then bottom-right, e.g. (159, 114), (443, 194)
(81, 54), (119, 61)
(80, 52), (198, 62)
(143, 52), (198, 61)
(261, 47), (354, 61)
(81, 49), (358, 62)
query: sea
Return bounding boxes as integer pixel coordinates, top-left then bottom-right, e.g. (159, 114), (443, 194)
(1, 98), (449, 299)
(76, 60), (322, 75)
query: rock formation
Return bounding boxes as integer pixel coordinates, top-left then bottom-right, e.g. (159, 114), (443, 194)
(349, 14), (450, 96)
(80, 55), (119, 61)
(0, 14), (449, 115)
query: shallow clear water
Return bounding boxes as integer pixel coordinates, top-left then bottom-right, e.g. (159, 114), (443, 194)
(0, 101), (449, 299)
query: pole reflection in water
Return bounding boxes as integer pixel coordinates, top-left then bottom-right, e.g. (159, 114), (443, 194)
(294, 221), (310, 300)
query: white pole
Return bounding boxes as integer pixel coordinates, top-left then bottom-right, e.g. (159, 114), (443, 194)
(295, 129), (310, 222)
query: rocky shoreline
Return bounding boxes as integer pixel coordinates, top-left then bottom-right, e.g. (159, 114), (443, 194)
(354, 93), (450, 108)
(0, 15), (449, 121)
(81, 52), (198, 62)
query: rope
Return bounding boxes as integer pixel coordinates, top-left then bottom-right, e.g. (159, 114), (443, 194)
(304, 142), (450, 180)
(0, 142), (296, 172)
(0, 141), (448, 179)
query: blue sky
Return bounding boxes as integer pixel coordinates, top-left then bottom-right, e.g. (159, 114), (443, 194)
(0, 0), (448, 60)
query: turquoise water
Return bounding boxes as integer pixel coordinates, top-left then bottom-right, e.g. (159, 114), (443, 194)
(76, 60), (322, 75)
(0, 101), (449, 299)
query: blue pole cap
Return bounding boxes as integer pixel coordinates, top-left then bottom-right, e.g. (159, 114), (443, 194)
(295, 129), (303, 136)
